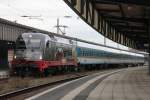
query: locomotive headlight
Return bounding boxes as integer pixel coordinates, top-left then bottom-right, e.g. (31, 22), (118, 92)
(29, 34), (32, 38)
(14, 55), (16, 59)
(39, 55), (42, 60)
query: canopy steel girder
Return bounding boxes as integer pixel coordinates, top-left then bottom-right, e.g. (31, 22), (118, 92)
(104, 16), (147, 23)
(111, 25), (147, 30)
(93, 0), (150, 7)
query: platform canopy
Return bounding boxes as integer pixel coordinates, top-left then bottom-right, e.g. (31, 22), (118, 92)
(64, 0), (150, 52)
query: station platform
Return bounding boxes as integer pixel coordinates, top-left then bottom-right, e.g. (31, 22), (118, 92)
(26, 66), (150, 100)
(0, 70), (9, 79)
(87, 66), (150, 100)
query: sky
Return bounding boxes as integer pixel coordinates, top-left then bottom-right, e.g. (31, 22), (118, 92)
(0, 0), (144, 56)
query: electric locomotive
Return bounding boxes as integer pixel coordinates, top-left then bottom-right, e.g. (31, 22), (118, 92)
(11, 33), (77, 76)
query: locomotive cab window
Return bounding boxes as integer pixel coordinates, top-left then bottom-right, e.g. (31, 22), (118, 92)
(46, 41), (50, 48)
(16, 36), (26, 49)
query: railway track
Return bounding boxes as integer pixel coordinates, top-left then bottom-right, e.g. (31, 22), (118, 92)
(0, 74), (86, 100)
(0, 68), (124, 100)
(0, 78), (9, 84)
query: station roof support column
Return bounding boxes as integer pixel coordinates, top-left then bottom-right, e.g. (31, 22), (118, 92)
(148, 19), (150, 74)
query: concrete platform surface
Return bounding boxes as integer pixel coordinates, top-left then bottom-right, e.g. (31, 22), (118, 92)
(0, 71), (9, 79)
(26, 66), (150, 100)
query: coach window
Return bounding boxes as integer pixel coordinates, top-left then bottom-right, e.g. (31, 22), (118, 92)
(81, 49), (83, 56)
(86, 49), (88, 56)
(96, 51), (98, 57)
(80, 48), (82, 56)
(98, 51), (100, 56)
(97, 51), (98, 57)
(87, 49), (89, 56)
(83, 49), (85, 56)
(82, 49), (84, 56)
(83, 49), (84, 56)
(88, 49), (90, 56)
(84, 49), (86, 56)
(90, 50), (91, 56)
(94, 50), (95, 56)
(93, 51), (95, 57)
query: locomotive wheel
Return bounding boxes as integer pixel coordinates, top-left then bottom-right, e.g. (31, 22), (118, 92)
(44, 69), (49, 77)
(19, 67), (25, 78)
(32, 68), (43, 77)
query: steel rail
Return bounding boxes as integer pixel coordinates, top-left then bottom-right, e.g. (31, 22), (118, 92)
(0, 75), (86, 99)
